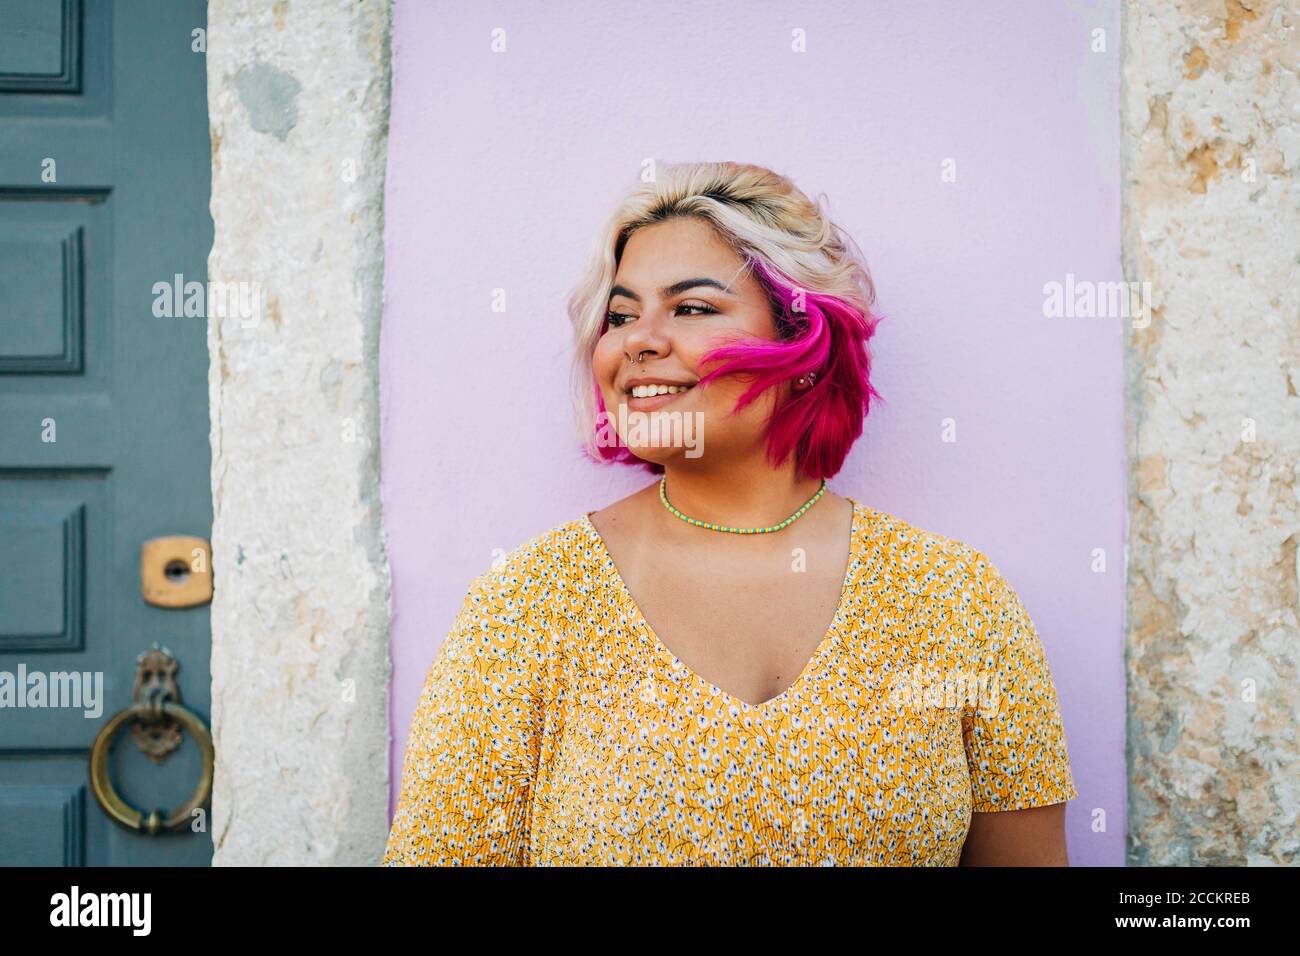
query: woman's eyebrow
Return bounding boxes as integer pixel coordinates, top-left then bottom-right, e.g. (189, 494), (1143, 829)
(608, 277), (735, 303)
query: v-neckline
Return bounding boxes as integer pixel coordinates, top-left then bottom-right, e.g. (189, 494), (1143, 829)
(581, 497), (862, 714)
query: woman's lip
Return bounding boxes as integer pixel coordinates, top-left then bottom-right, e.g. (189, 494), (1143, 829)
(623, 388), (693, 412)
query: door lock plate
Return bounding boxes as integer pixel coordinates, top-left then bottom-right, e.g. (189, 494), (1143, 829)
(141, 536), (212, 608)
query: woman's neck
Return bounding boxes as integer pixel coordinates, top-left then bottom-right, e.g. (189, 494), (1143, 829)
(657, 463), (825, 530)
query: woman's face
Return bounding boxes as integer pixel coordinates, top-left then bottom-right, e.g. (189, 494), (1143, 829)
(592, 216), (786, 468)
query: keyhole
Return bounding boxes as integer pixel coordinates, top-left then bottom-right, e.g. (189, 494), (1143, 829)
(163, 559), (191, 585)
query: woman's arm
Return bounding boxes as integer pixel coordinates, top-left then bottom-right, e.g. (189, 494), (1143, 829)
(959, 553), (1078, 865)
(383, 563), (552, 866)
(960, 803), (1069, 865)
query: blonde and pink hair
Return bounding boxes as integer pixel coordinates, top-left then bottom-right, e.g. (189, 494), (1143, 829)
(566, 161), (884, 480)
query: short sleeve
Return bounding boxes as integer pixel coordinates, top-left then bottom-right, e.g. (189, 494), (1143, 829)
(382, 569), (551, 865)
(961, 557), (1078, 812)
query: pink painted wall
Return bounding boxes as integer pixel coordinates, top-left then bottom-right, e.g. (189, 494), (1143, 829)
(381, 0), (1125, 865)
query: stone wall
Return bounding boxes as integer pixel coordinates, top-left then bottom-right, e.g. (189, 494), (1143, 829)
(1122, 0), (1298, 864)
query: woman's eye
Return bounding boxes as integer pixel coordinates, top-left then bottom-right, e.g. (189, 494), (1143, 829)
(605, 302), (716, 328)
(677, 302), (718, 316)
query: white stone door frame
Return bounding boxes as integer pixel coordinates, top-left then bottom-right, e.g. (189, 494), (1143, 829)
(205, 0), (393, 865)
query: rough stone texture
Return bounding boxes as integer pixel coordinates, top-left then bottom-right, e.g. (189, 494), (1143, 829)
(206, 0), (392, 864)
(1123, 0), (1298, 864)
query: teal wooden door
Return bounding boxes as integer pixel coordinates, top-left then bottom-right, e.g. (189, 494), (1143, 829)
(0, 0), (214, 865)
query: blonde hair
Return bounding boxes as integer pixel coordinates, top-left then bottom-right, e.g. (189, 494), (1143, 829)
(566, 161), (882, 477)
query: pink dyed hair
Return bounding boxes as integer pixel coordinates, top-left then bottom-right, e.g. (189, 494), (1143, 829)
(589, 251), (885, 481)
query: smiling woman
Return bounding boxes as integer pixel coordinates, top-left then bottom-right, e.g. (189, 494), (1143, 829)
(383, 161), (1078, 867)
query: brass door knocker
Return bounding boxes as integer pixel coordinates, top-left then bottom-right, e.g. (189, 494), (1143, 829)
(88, 645), (213, 835)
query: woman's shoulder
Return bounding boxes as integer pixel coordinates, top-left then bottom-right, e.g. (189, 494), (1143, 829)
(850, 501), (1039, 669)
(459, 512), (600, 612)
(850, 499), (1005, 602)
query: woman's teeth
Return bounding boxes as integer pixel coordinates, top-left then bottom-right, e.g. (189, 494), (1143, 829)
(630, 384), (691, 398)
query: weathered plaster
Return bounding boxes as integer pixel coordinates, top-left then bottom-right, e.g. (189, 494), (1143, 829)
(1123, 0), (1298, 864)
(206, 0), (393, 864)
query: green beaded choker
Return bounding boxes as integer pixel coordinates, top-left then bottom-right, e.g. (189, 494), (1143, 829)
(658, 476), (828, 534)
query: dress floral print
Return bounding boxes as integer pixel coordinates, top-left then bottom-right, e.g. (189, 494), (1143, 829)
(383, 499), (1077, 866)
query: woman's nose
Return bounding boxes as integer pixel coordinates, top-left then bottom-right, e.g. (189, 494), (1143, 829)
(623, 310), (669, 359)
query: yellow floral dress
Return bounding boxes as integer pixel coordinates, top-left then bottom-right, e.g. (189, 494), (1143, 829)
(383, 498), (1077, 866)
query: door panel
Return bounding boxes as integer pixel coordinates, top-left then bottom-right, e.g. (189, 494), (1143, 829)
(0, 0), (213, 865)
